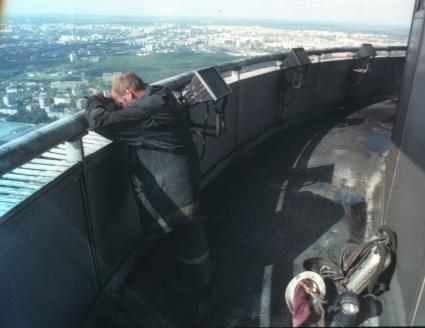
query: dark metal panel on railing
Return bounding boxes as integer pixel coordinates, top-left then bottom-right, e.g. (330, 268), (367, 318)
(0, 170), (98, 328)
(348, 57), (392, 99)
(314, 60), (352, 106)
(238, 70), (281, 145)
(380, 57), (406, 95)
(84, 143), (143, 282)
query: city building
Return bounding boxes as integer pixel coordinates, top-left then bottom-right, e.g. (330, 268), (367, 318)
(53, 97), (72, 105)
(50, 81), (89, 90)
(47, 111), (66, 119)
(69, 53), (77, 62)
(0, 108), (18, 115)
(44, 105), (54, 113)
(2, 95), (16, 107)
(71, 87), (84, 97)
(25, 103), (39, 112)
(39, 97), (51, 109)
(5, 87), (18, 94)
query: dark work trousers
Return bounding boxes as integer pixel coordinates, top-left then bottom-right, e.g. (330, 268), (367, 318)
(169, 220), (212, 292)
(131, 176), (211, 292)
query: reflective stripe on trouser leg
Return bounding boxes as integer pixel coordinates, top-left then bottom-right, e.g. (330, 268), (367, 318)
(177, 251), (210, 265)
(132, 175), (172, 233)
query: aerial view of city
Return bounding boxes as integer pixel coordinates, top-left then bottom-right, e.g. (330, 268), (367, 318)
(0, 14), (409, 138)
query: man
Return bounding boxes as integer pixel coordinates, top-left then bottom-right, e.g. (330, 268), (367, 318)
(85, 73), (211, 296)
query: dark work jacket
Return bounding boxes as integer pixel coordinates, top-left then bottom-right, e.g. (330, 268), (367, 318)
(85, 85), (200, 233)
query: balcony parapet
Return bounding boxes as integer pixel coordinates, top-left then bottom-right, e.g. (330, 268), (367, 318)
(0, 46), (407, 179)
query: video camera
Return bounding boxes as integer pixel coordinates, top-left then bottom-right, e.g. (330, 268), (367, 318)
(177, 67), (232, 160)
(180, 67), (232, 139)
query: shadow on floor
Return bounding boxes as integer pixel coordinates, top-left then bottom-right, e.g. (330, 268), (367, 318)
(83, 99), (396, 327)
(199, 112), (353, 326)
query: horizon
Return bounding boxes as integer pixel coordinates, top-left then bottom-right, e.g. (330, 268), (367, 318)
(2, 0), (415, 28)
(2, 12), (412, 30)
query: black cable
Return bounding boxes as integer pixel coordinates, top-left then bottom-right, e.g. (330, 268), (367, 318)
(193, 96), (228, 160)
(220, 96), (228, 113)
(284, 85), (295, 106)
(280, 70), (297, 115)
(378, 225), (397, 253)
(197, 102), (210, 161)
(214, 97), (227, 134)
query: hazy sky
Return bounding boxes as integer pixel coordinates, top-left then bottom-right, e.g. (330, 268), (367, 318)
(3, 0), (416, 26)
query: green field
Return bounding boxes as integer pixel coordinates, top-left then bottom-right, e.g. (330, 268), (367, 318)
(86, 52), (237, 83)
(1, 51), (238, 86)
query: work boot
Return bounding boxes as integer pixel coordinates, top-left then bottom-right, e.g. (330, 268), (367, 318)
(156, 273), (215, 326)
(189, 299), (227, 327)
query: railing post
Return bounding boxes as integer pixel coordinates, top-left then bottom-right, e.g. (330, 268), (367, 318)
(65, 138), (83, 163)
(66, 131), (103, 289)
(231, 70), (240, 82)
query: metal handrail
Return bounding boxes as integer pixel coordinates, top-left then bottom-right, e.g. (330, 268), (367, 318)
(0, 46), (407, 176)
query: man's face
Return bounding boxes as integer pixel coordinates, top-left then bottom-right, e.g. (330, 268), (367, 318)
(111, 89), (138, 108)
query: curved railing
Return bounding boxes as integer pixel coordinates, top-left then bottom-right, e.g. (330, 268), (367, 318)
(0, 46), (406, 177)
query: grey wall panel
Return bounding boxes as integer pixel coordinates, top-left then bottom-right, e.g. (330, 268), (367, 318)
(314, 60), (351, 107)
(348, 57), (399, 99)
(380, 57), (405, 95)
(391, 10), (425, 145)
(238, 71), (280, 144)
(413, 283), (425, 326)
(348, 59), (383, 99)
(279, 61), (349, 120)
(349, 58), (386, 99)
(277, 57), (403, 123)
(386, 10), (425, 207)
(384, 9), (425, 323)
(193, 57), (404, 178)
(85, 143), (142, 281)
(0, 171), (97, 328)
(384, 151), (425, 321)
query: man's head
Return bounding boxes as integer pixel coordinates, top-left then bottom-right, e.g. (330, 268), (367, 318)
(111, 73), (146, 108)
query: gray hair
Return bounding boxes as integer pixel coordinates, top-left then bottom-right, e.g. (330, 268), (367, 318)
(112, 73), (146, 95)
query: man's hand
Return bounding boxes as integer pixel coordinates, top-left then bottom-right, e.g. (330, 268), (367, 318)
(85, 94), (121, 111)
(85, 94), (113, 104)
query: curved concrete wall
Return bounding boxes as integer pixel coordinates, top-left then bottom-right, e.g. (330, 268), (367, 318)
(192, 57), (405, 176)
(0, 56), (405, 327)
